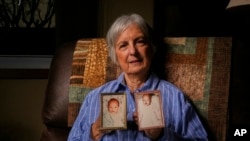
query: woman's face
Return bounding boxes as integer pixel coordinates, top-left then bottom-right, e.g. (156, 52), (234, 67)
(115, 24), (153, 76)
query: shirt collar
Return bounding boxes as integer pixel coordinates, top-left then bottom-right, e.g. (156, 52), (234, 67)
(116, 72), (160, 92)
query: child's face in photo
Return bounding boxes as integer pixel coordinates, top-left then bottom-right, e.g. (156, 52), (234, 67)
(142, 94), (151, 106)
(108, 100), (119, 113)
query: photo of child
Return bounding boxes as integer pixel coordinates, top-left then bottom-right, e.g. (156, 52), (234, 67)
(103, 98), (124, 127)
(100, 93), (127, 130)
(136, 91), (164, 130)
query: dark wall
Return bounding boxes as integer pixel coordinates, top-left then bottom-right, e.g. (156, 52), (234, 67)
(229, 37), (250, 140)
(154, 0), (244, 36)
(55, 0), (99, 48)
(153, 0), (250, 37)
(153, 0), (231, 36)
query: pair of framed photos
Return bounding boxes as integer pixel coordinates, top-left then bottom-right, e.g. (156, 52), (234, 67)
(100, 90), (165, 130)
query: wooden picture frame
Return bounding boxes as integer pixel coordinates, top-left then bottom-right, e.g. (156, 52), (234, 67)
(100, 92), (127, 130)
(135, 90), (165, 130)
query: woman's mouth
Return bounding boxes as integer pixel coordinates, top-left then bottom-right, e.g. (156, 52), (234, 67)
(129, 59), (142, 64)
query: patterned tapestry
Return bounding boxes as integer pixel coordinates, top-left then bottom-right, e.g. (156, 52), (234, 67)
(164, 37), (232, 141)
(68, 37), (231, 141)
(68, 39), (121, 127)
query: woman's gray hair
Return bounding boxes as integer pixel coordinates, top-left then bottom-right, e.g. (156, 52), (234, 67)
(106, 13), (156, 65)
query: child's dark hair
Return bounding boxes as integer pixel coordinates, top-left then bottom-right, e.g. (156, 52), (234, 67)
(142, 93), (154, 98)
(108, 98), (119, 107)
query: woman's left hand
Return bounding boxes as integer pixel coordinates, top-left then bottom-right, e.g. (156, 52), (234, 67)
(133, 112), (162, 140)
(132, 112), (139, 125)
(144, 128), (162, 140)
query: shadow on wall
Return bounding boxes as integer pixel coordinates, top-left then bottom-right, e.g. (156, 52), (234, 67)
(153, 0), (234, 36)
(0, 122), (44, 141)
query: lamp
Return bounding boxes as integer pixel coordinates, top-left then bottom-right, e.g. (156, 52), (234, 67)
(226, 0), (250, 9)
(225, 0), (250, 35)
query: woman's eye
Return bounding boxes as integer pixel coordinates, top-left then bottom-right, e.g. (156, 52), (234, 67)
(119, 43), (127, 49)
(136, 39), (146, 46)
(120, 44), (126, 48)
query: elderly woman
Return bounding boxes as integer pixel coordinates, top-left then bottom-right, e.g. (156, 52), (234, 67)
(68, 13), (208, 141)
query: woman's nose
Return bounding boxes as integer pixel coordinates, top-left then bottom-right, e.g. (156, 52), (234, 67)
(128, 43), (137, 55)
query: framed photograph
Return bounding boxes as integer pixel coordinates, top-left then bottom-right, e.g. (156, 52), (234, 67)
(135, 90), (165, 130)
(100, 92), (127, 130)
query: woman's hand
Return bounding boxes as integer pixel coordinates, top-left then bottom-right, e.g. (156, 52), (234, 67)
(133, 112), (162, 140)
(133, 112), (139, 125)
(91, 115), (113, 141)
(91, 116), (106, 141)
(144, 128), (163, 140)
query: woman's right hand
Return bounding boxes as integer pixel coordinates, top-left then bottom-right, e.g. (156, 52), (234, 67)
(91, 116), (104, 141)
(91, 115), (113, 141)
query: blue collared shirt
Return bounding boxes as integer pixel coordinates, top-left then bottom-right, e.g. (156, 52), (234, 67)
(68, 73), (208, 141)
